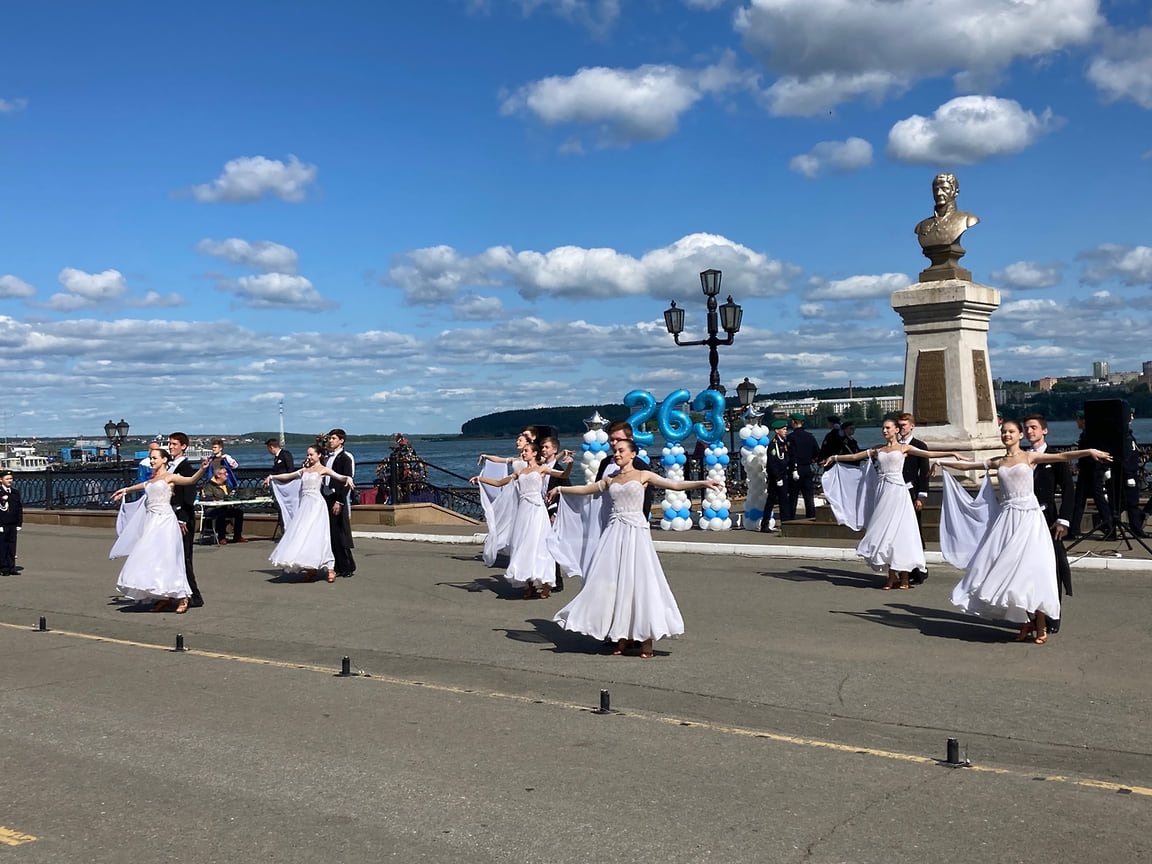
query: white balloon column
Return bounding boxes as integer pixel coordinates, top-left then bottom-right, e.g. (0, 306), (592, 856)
(697, 441), (733, 530)
(738, 406), (771, 531)
(580, 411), (610, 484)
(658, 443), (692, 531)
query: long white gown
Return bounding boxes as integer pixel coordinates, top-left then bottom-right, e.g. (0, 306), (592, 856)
(949, 462), (1060, 623)
(480, 458), (526, 567)
(855, 450), (927, 574)
(553, 480), (684, 643)
(503, 471), (556, 587)
(823, 450), (926, 573)
(269, 471), (335, 572)
(110, 479), (191, 601)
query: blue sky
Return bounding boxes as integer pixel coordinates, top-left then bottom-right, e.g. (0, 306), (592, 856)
(2, 0), (1150, 439)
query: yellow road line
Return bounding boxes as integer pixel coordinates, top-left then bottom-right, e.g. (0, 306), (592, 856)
(4, 620), (1150, 799)
(0, 826), (37, 846)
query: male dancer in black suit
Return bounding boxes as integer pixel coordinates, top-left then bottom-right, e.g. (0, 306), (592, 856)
(1023, 414), (1072, 634)
(266, 438), (294, 473)
(0, 469), (23, 576)
(596, 420), (656, 519)
(896, 413), (931, 584)
(168, 432), (205, 607)
(323, 428), (356, 578)
(541, 434), (573, 592)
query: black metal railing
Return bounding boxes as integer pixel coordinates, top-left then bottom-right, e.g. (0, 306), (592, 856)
(372, 455), (483, 520)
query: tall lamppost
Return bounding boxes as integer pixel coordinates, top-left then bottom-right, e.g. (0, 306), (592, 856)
(104, 418), (130, 462)
(663, 269), (744, 395)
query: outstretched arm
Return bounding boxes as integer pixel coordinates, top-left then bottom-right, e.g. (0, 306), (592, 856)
(905, 446), (963, 460)
(476, 454), (512, 465)
(470, 473), (514, 487)
(170, 458), (211, 486)
(548, 479), (606, 500)
(112, 481), (146, 501)
(317, 464), (356, 487)
(1033, 448), (1110, 465)
(822, 448), (875, 469)
(639, 471), (720, 492)
(264, 468), (304, 485)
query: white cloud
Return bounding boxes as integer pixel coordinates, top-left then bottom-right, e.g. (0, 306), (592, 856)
(807, 273), (910, 300)
(249, 391), (285, 403)
(789, 137), (872, 178)
(220, 273), (337, 310)
(190, 155), (318, 203)
(196, 238), (300, 274)
(1087, 26), (1152, 109)
(0, 275), (35, 298)
(1078, 244), (1152, 286)
(990, 261), (1062, 291)
(887, 96), (1060, 164)
(129, 291), (186, 308)
(451, 294), (504, 321)
(501, 55), (747, 146)
(517, 0), (620, 34)
(386, 233), (800, 305)
(735, 0), (1100, 115)
(45, 268), (129, 310)
(0, 97), (28, 113)
(683, 0), (726, 7)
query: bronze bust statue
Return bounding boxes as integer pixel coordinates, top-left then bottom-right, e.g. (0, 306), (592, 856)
(914, 173), (979, 282)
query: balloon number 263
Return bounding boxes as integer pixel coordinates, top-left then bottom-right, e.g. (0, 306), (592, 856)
(623, 389), (726, 446)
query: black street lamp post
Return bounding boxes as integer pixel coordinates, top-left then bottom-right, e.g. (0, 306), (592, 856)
(663, 269), (744, 395)
(104, 418), (130, 462)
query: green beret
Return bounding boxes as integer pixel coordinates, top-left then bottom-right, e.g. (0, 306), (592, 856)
(771, 419), (788, 430)
(789, 412), (805, 421)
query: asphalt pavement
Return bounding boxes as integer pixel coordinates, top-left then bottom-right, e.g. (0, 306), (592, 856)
(2, 524), (1151, 863)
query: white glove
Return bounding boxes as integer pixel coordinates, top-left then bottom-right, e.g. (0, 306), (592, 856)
(1105, 470), (1112, 480)
(791, 471), (799, 481)
(1128, 478), (1137, 487)
(776, 480), (783, 487)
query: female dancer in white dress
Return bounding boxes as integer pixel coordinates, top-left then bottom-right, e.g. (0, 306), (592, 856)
(263, 445), (355, 583)
(111, 450), (209, 613)
(939, 419), (1110, 644)
(471, 440), (566, 598)
(549, 438), (719, 658)
(476, 427), (540, 567)
(822, 419), (958, 589)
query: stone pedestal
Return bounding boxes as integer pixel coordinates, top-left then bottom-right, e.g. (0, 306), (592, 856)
(891, 279), (1002, 460)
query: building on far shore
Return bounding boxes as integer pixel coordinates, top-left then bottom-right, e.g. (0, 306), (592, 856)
(760, 395), (904, 419)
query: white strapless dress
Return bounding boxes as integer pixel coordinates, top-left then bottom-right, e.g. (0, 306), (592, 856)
(110, 480), (190, 601)
(554, 480), (684, 643)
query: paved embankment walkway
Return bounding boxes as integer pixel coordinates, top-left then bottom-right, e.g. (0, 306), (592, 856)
(356, 523), (1152, 571)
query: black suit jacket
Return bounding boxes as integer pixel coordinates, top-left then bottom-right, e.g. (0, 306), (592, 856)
(168, 456), (199, 523)
(272, 448), (294, 473)
(1033, 450), (1074, 598)
(0, 485), (23, 527)
(322, 450), (355, 505)
(1033, 456), (1074, 527)
(901, 436), (930, 498)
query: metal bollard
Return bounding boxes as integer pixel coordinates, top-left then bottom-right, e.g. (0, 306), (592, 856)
(37, 616), (48, 632)
(946, 738), (960, 765)
(174, 634), (186, 652)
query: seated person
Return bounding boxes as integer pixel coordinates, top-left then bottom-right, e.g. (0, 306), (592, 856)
(209, 438), (239, 489)
(201, 466), (247, 544)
